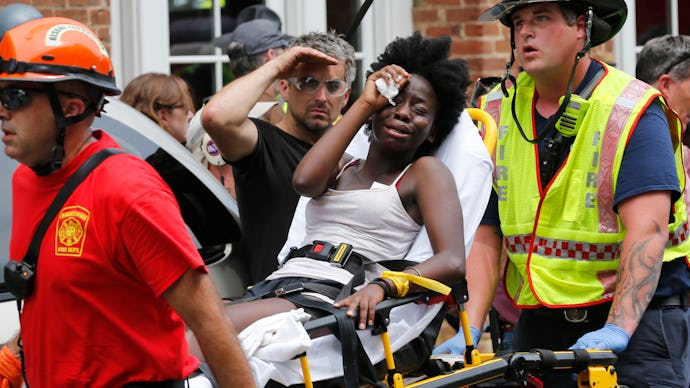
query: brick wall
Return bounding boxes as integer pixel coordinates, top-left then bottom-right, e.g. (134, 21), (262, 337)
(0, 0), (111, 49)
(412, 0), (616, 82)
(413, 0), (511, 81)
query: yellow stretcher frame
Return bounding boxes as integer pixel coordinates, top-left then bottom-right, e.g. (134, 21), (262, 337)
(466, 107), (498, 157)
(296, 272), (620, 388)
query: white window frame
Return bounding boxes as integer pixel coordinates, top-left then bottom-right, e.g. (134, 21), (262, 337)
(110, 0), (170, 92)
(111, 1), (686, 88)
(614, 0), (637, 76)
(267, 0), (413, 84)
(110, 0), (412, 95)
(616, 0), (682, 76)
(359, 0), (413, 77)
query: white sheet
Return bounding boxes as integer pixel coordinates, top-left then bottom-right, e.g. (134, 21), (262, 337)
(249, 303), (443, 386)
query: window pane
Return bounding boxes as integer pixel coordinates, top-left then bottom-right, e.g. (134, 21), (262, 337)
(327, 0), (361, 49)
(680, 1), (690, 36)
(169, 0), (264, 108)
(636, 0), (670, 45)
(170, 1), (229, 55)
(172, 63), (217, 108)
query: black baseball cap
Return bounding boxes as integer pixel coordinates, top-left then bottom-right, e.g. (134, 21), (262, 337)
(212, 19), (291, 58)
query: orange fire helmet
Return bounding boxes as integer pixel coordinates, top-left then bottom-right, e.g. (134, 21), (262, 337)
(0, 16), (120, 95)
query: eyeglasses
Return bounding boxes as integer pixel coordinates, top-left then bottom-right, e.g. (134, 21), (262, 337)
(0, 87), (45, 111)
(290, 76), (349, 97)
(662, 52), (690, 75)
(0, 86), (89, 111)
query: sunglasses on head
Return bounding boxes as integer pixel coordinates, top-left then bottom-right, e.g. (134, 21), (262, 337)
(0, 86), (46, 111)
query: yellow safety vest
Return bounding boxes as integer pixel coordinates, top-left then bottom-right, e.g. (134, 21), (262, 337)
(480, 62), (690, 307)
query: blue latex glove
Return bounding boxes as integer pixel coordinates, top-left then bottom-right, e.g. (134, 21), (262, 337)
(433, 326), (482, 355)
(569, 323), (630, 354)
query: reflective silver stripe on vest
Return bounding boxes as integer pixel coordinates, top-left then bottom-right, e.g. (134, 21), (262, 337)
(597, 80), (651, 233)
(484, 91), (503, 132)
(505, 234), (620, 261)
(667, 219), (689, 248)
(485, 90), (503, 171)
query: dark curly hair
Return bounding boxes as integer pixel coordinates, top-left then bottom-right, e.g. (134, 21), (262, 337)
(366, 32), (470, 158)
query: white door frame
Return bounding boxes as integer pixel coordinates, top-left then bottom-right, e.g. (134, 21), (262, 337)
(110, 0), (170, 92)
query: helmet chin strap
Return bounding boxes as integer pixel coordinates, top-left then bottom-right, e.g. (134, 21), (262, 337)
(501, 5), (594, 144)
(31, 84), (97, 176)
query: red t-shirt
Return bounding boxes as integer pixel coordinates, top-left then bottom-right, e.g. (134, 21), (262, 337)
(9, 131), (203, 386)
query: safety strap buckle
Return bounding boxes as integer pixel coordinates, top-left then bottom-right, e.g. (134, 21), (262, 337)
(304, 241), (354, 268)
(329, 243), (353, 268)
(304, 241), (334, 261)
(274, 282), (305, 297)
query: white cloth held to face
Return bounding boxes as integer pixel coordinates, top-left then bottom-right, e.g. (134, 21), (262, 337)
(375, 72), (399, 106)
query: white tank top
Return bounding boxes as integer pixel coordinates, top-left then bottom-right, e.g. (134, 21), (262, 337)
(268, 161), (422, 285)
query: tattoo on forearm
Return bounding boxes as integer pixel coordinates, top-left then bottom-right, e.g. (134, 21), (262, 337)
(609, 223), (664, 327)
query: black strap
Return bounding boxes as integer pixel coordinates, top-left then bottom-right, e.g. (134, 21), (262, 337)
(285, 243), (419, 302)
(531, 348), (557, 371)
(13, 148), (123, 388)
(122, 380), (185, 388)
(571, 348), (591, 373)
(301, 282), (345, 301)
(286, 244), (366, 276)
(286, 244), (417, 273)
(334, 271), (364, 302)
(23, 148), (123, 267)
(285, 243), (369, 301)
(344, 0), (374, 42)
(0, 58), (117, 86)
(287, 243), (417, 302)
(488, 307), (502, 352)
(284, 293), (372, 388)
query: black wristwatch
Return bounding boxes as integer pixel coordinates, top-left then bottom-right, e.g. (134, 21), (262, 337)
(370, 277), (392, 298)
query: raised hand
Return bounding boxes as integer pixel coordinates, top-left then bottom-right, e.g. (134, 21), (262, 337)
(361, 65), (411, 111)
(271, 46), (340, 79)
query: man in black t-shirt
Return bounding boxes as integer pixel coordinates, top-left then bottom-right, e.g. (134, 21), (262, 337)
(202, 31), (356, 283)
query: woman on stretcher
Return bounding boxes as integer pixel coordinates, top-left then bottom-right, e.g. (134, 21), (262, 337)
(217, 32), (471, 335)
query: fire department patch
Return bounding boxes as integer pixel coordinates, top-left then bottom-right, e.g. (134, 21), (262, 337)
(55, 205), (90, 256)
